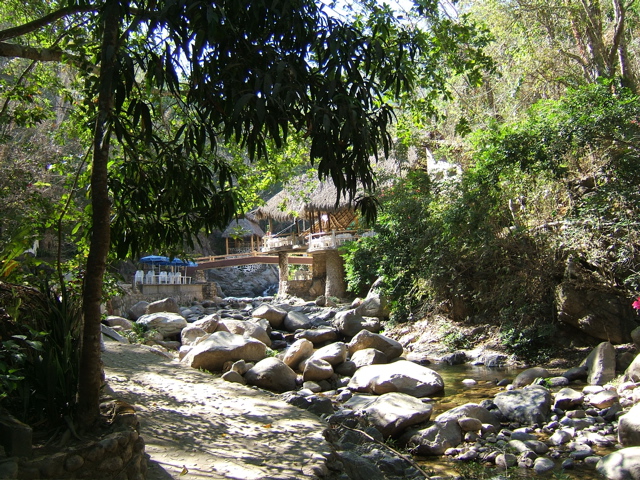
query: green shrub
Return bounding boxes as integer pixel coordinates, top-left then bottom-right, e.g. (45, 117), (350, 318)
(499, 321), (556, 364)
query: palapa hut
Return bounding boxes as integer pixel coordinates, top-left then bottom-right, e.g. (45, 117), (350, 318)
(221, 217), (265, 255)
(252, 170), (378, 299)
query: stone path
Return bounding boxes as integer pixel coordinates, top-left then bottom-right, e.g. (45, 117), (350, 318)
(102, 340), (330, 480)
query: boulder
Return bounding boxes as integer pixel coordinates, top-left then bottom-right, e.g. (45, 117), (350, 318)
(355, 278), (389, 318)
(221, 371), (245, 384)
(582, 342), (616, 385)
(216, 319), (271, 347)
(434, 403), (501, 429)
(441, 352), (466, 366)
(513, 367), (549, 388)
(555, 283), (637, 343)
(284, 311), (315, 332)
(180, 325), (208, 346)
(348, 360), (445, 398)
(596, 447), (640, 480)
(101, 324), (129, 344)
(632, 326), (640, 349)
(493, 386), (552, 425)
(252, 304), (287, 328)
(136, 312), (188, 338)
(562, 365), (588, 381)
(347, 330), (403, 361)
(400, 420), (462, 456)
(294, 328), (338, 345)
(333, 309), (380, 337)
(192, 314), (220, 333)
(588, 389), (619, 409)
(618, 403), (640, 447)
(181, 331), (267, 371)
(127, 301), (149, 321)
(104, 316), (133, 330)
(362, 392), (432, 438)
(281, 392), (335, 417)
(283, 339), (314, 370)
(309, 342), (348, 366)
(335, 361), (357, 377)
(351, 348), (388, 368)
(553, 388), (584, 410)
(533, 457), (555, 474)
(303, 357), (334, 382)
(624, 353), (640, 382)
(145, 297), (180, 314)
(244, 358), (297, 393)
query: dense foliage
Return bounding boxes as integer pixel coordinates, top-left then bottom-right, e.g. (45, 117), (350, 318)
(344, 81), (640, 359)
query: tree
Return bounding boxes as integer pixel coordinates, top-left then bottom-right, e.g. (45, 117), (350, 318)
(0, 0), (491, 429)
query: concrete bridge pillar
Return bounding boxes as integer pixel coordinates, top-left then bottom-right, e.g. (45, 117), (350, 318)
(278, 252), (289, 296)
(325, 250), (346, 299)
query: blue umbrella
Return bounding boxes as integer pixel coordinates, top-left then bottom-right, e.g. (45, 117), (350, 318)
(169, 258), (198, 267)
(139, 255), (171, 265)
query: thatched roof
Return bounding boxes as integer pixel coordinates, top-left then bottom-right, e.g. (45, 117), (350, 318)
(252, 154), (412, 222)
(221, 218), (265, 238)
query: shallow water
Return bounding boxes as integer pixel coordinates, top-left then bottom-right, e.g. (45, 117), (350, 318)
(414, 363), (611, 480)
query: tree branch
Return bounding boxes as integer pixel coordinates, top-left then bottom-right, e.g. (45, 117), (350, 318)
(0, 42), (63, 61)
(0, 5), (96, 42)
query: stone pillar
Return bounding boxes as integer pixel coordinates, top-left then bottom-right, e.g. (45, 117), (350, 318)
(325, 250), (346, 299)
(310, 253), (326, 298)
(278, 252), (289, 296)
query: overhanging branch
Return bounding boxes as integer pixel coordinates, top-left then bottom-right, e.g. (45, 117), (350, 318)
(0, 5), (97, 42)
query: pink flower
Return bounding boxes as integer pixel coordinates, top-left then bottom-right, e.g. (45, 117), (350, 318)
(633, 297), (640, 310)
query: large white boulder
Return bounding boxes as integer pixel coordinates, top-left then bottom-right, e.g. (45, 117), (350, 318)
(217, 319), (271, 347)
(350, 348), (388, 368)
(624, 353), (640, 382)
(361, 392), (432, 438)
(348, 360), (444, 398)
(582, 341), (616, 385)
(348, 330), (403, 360)
(400, 420), (462, 456)
(244, 357), (297, 393)
(435, 403), (501, 429)
(145, 297), (180, 314)
(493, 386), (552, 425)
(283, 338), (314, 370)
(619, 403), (640, 447)
(252, 304), (287, 328)
(309, 342), (348, 366)
(284, 311), (315, 332)
(333, 309), (380, 337)
(136, 312), (187, 338)
(181, 331), (266, 371)
(596, 447), (640, 480)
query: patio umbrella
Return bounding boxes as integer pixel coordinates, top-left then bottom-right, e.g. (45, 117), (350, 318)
(139, 255), (171, 265)
(168, 258), (198, 267)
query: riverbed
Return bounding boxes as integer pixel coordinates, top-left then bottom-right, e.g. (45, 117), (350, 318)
(418, 363), (613, 479)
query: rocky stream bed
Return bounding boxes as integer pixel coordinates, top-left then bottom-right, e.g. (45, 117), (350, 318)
(100, 293), (640, 480)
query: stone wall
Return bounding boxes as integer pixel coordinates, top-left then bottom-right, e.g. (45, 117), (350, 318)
(287, 280), (313, 299)
(2, 405), (146, 480)
(112, 283), (218, 317)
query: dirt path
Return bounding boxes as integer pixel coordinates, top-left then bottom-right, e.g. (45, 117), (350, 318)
(102, 340), (330, 480)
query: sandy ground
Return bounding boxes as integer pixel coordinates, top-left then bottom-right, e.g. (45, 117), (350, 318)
(102, 340), (330, 480)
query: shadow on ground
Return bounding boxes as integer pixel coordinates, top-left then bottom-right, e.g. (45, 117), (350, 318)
(102, 341), (329, 480)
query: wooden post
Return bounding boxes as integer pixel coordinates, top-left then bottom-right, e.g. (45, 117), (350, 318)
(225, 238), (229, 255)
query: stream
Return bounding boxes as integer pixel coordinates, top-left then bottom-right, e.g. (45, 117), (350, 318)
(415, 363), (613, 479)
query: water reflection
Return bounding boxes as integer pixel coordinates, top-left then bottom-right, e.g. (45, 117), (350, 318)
(415, 363), (607, 480)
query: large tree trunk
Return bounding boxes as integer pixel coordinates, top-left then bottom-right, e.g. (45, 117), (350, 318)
(76, 0), (120, 429)
(325, 250), (346, 299)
